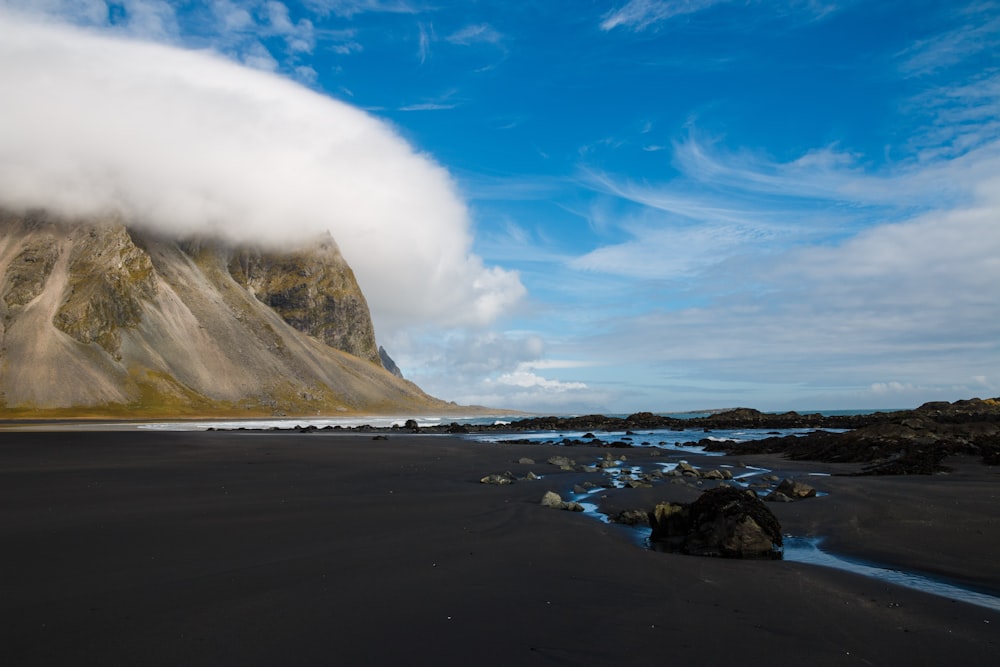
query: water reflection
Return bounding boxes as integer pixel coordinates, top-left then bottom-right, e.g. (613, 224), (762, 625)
(783, 537), (1000, 612)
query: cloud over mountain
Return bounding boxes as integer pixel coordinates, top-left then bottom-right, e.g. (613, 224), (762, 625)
(0, 10), (524, 335)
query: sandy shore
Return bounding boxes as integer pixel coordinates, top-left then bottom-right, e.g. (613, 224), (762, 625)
(2, 430), (997, 665)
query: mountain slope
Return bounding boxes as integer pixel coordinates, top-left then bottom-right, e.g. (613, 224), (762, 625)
(0, 210), (451, 418)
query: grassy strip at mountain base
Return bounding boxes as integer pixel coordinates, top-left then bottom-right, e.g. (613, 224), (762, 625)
(0, 368), (454, 421)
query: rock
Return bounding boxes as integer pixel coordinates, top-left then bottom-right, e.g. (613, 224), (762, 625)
(648, 487), (782, 559)
(547, 455), (575, 470)
(379, 345), (404, 378)
(676, 461), (699, 477)
(772, 478), (817, 499)
(480, 472), (516, 485)
(541, 491), (564, 508)
(525, 471), (540, 481)
(765, 491), (794, 503)
(540, 491), (585, 512)
(227, 233), (380, 364)
(610, 509), (649, 525)
(518, 457), (536, 465)
(404, 419), (420, 431)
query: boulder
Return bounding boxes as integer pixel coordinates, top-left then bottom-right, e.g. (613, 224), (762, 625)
(771, 478), (816, 499)
(547, 455), (575, 470)
(540, 491), (564, 508)
(648, 487), (782, 559)
(540, 491), (585, 512)
(610, 509), (650, 526)
(676, 461), (699, 477)
(480, 471), (516, 485)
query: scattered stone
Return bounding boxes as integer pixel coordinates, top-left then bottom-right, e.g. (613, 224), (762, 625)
(480, 471), (516, 485)
(772, 478), (817, 499)
(610, 509), (649, 526)
(540, 491), (585, 512)
(541, 491), (564, 508)
(677, 461), (699, 477)
(547, 455), (575, 470)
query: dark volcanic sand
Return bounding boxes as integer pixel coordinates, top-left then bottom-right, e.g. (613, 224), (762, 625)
(1, 430), (997, 666)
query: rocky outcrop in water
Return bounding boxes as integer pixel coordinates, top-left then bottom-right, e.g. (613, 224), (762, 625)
(701, 398), (1000, 473)
(500, 408), (886, 434)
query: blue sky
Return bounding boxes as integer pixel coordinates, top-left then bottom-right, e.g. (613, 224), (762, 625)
(2, 1), (999, 413)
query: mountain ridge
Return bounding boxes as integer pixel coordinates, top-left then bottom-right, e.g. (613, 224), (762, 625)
(0, 209), (457, 418)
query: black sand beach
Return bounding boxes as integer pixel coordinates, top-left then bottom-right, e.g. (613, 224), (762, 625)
(2, 430), (998, 665)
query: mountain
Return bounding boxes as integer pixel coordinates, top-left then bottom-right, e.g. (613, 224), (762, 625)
(379, 346), (404, 378)
(0, 209), (453, 418)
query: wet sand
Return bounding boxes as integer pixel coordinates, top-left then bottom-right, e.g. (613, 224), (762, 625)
(1, 430), (997, 665)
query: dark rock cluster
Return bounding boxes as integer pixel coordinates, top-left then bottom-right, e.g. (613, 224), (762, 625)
(701, 398), (1000, 473)
(648, 487), (783, 559)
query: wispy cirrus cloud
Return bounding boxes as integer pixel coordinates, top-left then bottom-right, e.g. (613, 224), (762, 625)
(896, 3), (1000, 76)
(600, 0), (845, 32)
(417, 21), (432, 63)
(601, 0), (727, 32)
(446, 22), (503, 46)
(302, 0), (419, 18)
(397, 88), (462, 111)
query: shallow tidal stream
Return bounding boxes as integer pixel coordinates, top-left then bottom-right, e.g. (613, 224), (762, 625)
(567, 454), (1000, 613)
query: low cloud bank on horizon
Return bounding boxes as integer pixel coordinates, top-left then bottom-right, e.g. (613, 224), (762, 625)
(0, 10), (524, 335)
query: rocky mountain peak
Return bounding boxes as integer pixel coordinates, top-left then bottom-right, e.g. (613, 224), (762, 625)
(0, 209), (445, 417)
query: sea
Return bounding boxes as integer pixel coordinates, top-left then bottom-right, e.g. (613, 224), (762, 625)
(130, 409), (895, 452)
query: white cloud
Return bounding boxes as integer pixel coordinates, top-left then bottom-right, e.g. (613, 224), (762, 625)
(491, 370), (588, 392)
(0, 11), (523, 335)
(896, 8), (1000, 77)
(870, 381), (920, 396)
(417, 21), (431, 63)
(601, 0), (726, 32)
(600, 0), (845, 32)
(303, 0), (417, 18)
(446, 23), (502, 46)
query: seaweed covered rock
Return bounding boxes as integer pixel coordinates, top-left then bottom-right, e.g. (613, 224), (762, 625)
(649, 487), (782, 559)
